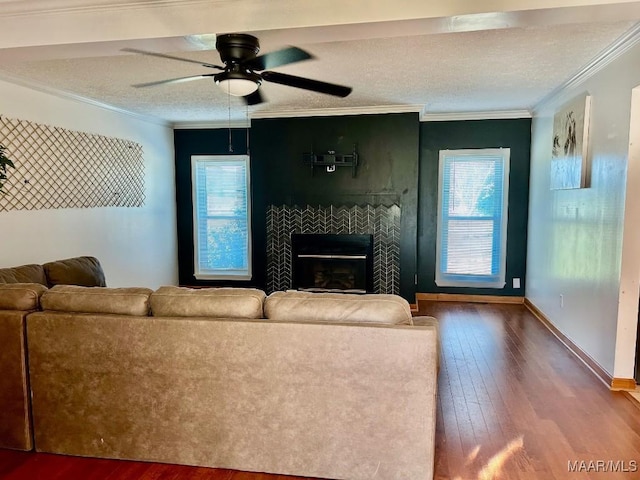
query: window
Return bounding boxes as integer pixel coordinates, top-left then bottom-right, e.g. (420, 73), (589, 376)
(436, 148), (510, 288)
(192, 155), (251, 280)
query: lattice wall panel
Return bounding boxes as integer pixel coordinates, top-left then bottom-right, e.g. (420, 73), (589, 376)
(266, 204), (401, 295)
(0, 116), (144, 211)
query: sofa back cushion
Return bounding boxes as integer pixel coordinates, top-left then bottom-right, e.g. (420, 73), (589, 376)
(41, 285), (152, 316)
(264, 291), (413, 325)
(43, 256), (106, 287)
(150, 286), (266, 319)
(0, 264), (47, 285)
(0, 283), (48, 311)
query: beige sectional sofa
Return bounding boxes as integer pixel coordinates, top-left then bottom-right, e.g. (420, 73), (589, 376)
(0, 259), (439, 480)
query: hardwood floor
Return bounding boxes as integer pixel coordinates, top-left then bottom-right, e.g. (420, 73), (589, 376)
(1, 301), (640, 479)
(425, 301), (640, 480)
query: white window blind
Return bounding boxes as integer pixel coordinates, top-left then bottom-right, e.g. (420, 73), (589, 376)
(436, 148), (510, 288)
(192, 155), (252, 280)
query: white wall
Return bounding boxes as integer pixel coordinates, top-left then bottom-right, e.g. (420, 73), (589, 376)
(527, 39), (640, 377)
(0, 80), (178, 288)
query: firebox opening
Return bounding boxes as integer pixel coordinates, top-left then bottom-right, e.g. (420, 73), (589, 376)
(292, 234), (374, 293)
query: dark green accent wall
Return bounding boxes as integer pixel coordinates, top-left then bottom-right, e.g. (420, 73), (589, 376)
(173, 115), (530, 300)
(250, 113), (420, 300)
(418, 119), (531, 295)
(173, 128), (253, 287)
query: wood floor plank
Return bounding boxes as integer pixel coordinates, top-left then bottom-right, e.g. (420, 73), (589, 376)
(2, 301), (640, 479)
(421, 301), (640, 480)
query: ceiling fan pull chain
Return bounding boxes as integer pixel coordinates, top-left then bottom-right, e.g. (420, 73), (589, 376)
(246, 102), (250, 156)
(228, 83), (233, 153)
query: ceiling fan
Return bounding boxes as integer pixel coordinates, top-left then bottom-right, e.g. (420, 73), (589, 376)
(123, 33), (352, 105)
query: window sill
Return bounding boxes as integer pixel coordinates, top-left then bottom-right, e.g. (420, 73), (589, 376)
(435, 279), (506, 289)
(194, 273), (252, 281)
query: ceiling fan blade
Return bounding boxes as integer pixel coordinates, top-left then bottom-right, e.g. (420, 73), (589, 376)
(261, 71), (352, 97)
(132, 74), (215, 88)
(121, 48), (224, 70)
(242, 89), (265, 106)
(245, 46), (313, 71)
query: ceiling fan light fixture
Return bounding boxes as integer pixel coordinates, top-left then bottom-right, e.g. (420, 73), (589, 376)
(215, 71), (261, 97)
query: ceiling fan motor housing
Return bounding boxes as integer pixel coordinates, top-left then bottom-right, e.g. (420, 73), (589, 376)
(216, 33), (260, 64)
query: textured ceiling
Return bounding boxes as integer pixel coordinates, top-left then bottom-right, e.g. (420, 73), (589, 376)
(0, 2), (637, 125)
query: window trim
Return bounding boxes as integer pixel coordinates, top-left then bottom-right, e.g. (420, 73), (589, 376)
(435, 148), (510, 288)
(191, 154), (252, 281)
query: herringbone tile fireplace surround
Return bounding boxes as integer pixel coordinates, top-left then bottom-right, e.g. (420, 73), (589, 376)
(266, 204), (401, 294)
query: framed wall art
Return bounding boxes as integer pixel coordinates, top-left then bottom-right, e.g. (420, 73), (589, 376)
(550, 93), (591, 190)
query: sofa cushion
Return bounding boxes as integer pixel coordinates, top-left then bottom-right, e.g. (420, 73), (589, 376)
(0, 264), (47, 285)
(150, 286), (266, 319)
(41, 285), (152, 316)
(264, 291), (413, 325)
(0, 283), (48, 311)
(43, 256), (106, 287)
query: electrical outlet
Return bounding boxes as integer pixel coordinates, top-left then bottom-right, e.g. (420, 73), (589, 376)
(513, 278), (521, 289)
(560, 294), (564, 308)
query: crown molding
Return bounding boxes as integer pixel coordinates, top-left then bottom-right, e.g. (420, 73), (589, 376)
(0, 0), (218, 17)
(0, 72), (170, 127)
(535, 21), (640, 113)
(421, 110), (531, 122)
(173, 119), (251, 129)
(175, 104), (424, 128)
(174, 106), (532, 127)
(250, 104), (423, 120)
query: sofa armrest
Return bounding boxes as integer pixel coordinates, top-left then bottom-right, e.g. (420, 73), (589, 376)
(413, 315), (440, 369)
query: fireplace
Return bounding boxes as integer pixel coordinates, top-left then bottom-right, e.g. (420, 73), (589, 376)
(266, 204), (401, 295)
(291, 234), (374, 293)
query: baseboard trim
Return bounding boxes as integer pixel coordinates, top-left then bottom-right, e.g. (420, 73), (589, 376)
(416, 293), (524, 304)
(611, 378), (637, 391)
(524, 298), (613, 389)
